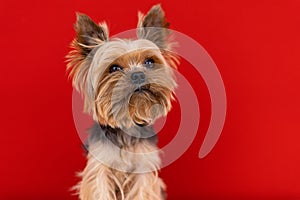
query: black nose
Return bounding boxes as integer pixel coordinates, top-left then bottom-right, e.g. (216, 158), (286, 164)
(131, 72), (145, 85)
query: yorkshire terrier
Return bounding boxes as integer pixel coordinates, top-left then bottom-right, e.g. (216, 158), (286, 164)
(67, 4), (178, 200)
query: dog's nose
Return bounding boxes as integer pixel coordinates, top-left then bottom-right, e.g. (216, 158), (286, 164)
(131, 71), (145, 85)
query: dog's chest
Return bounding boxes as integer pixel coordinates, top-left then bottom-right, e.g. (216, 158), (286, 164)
(87, 123), (161, 172)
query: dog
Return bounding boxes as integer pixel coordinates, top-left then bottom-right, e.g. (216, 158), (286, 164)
(67, 4), (178, 200)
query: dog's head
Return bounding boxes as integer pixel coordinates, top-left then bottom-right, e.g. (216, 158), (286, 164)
(67, 5), (178, 129)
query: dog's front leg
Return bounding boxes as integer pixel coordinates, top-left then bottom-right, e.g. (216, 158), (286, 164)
(76, 154), (117, 200)
(124, 172), (166, 200)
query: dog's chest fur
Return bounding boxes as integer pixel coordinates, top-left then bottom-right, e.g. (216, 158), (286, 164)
(86, 123), (160, 172)
(77, 124), (165, 200)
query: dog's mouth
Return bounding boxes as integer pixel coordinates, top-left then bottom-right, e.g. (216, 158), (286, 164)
(133, 85), (152, 94)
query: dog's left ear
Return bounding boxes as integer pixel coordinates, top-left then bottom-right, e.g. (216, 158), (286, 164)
(137, 4), (170, 50)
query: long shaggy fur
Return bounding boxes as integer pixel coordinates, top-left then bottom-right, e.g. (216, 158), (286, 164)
(75, 124), (165, 200)
(67, 4), (178, 200)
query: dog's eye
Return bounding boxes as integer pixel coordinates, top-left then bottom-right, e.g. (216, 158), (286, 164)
(109, 64), (123, 73)
(143, 58), (155, 68)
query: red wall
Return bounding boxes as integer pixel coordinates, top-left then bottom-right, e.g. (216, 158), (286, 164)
(1, 0), (300, 199)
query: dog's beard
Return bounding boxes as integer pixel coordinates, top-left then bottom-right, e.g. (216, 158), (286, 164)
(128, 83), (172, 126)
(95, 68), (175, 129)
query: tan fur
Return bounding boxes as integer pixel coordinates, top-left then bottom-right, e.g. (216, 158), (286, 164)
(67, 4), (177, 200)
(91, 44), (176, 128)
(75, 141), (165, 200)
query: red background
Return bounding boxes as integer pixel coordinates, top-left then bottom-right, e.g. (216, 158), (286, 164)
(1, 0), (300, 199)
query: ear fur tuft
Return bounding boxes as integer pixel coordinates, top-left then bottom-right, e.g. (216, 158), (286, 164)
(137, 4), (170, 50)
(66, 13), (109, 112)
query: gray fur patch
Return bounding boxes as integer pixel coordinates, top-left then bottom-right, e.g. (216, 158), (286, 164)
(86, 123), (158, 151)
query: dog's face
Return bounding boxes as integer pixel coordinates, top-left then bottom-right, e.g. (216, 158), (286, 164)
(67, 5), (178, 128)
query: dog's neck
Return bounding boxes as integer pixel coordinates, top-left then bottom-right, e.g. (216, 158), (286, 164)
(85, 122), (158, 151)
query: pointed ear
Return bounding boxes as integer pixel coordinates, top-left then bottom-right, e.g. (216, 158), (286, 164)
(137, 4), (170, 50)
(74, 13), (109, 56)
(66, 13), (108, 99)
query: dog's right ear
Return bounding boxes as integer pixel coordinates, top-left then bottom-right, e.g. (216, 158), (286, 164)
(73, 13), (109, 56)
(66, 13), (109, 112)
